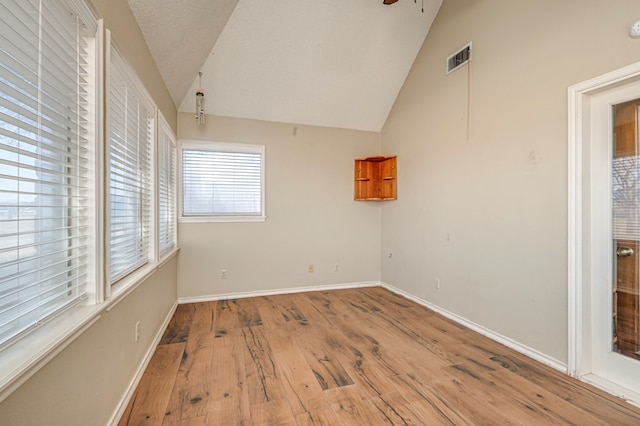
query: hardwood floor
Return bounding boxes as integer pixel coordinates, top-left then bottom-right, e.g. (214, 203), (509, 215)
(119, 287), (640, 425)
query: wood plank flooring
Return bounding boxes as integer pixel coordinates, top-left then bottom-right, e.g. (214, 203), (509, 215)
(119, 287), (640, 425)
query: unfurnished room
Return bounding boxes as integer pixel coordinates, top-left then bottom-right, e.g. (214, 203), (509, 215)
(1, 0), (640, 424)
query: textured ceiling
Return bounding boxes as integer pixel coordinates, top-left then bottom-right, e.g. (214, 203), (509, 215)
(130, 0), (443, 132)
(127, 0), (239, 105)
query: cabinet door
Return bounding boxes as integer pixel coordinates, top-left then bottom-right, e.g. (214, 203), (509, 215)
(354, 160), (369, 200)
(380, 157), (397, 200)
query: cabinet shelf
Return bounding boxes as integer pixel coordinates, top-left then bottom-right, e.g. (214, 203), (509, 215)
(354, 156), (397, 201)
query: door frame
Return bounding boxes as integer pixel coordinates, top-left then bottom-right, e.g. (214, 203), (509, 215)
(568, 61), (640, 401)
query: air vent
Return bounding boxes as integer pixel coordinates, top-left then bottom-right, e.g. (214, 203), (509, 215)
(446, 42), (472, 75)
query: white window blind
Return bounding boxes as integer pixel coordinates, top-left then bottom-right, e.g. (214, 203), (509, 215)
(0, 0), (97, 346)
(158, 118), (176, 255)
(182, 143), (264, 218)
(107, 46), (155, 283)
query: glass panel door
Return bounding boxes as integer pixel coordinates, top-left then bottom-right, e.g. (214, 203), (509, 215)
(612, 99), (640, 361)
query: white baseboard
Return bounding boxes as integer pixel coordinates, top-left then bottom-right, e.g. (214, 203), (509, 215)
(108, 301), (179, 426)
(178, 281), (381, 304)
(380, 282), (568, 373)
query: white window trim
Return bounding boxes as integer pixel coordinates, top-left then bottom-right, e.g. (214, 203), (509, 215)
(0, 305), (103, 403)
(178, 140), (266, 223)
(179, 215), (267, 223)
(157, 112), (178, 261)
(0, 246), (181, 403)
(0, 4), (182, 405)
(0, 6), (105, 402)
(104, 31), (158, 301)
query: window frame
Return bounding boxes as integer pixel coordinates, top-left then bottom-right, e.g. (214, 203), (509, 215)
(104, 32), (157, 299)
(0, 0), (104, 400)
(0, 2), (182, 403)
(179, 140), (266, 223)
(157, 112), (177, 260)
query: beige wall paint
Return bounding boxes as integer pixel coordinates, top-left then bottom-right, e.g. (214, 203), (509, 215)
(178, 113), (382, 298)
(0, 0), (178, 423)
(0, 257), (177, 425)
(381, 0), (640, 363)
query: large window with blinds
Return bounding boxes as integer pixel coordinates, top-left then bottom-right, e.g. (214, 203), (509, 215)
(158, 116), (176, 256)
(107, 44), (155, 283)
(0, 0), (98, 346)
(181, 142), (265, 221)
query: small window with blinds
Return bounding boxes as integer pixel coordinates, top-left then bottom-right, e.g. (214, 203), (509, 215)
(181, 142), (265, 222)
(0, 0), (98, 346)
(107, 44), (156, 283)
(158, 116), (176, 256)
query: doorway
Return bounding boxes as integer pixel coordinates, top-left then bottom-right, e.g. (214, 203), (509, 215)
(569, 63), (640, 402)
(611, 98), (640, 362)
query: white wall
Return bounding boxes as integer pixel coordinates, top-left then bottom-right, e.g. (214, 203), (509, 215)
(177, 113), (382, 298)
(381, 0), (640, 363)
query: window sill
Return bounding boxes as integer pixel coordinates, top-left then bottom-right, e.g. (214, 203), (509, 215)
(0, 247), (181, 403)
(159, 246), (180, 267)
(108, 247), (180, 312)
(179, 215), (266, 223)
(0, 304), (103, 404)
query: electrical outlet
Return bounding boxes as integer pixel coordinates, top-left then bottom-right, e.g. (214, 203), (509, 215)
(308, 264), (314, 273)
(435, 278), (441, 289)
(334, 263), (339, 272)
(631, 19), (640, 38)
(135, 321), (141, 342)
(221, 269), (227, 279)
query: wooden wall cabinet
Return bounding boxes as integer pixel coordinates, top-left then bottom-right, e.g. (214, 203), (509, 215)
(354, 156), (397, 201)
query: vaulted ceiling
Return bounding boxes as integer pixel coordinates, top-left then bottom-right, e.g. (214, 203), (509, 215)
(127, 0), (443, 132)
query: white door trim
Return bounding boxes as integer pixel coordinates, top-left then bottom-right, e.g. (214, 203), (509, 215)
(568, 60), (640, 380)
